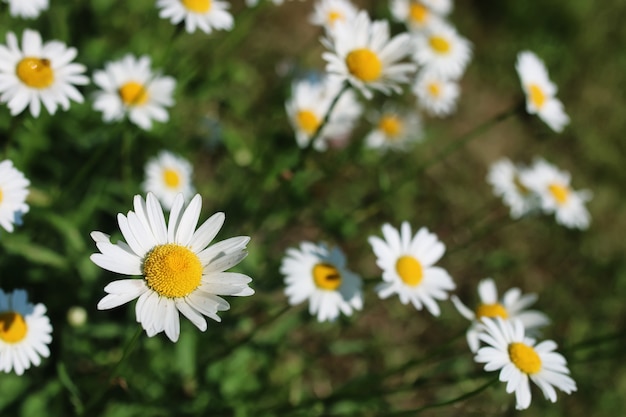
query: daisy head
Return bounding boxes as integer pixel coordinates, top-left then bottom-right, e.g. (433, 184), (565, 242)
(309, 0), (359, 33)
(487, 158), (540, 219)
(516, 51), (569, 133)
(3, 0), (49, 19)
(322, 11), (417, 99)
(368, 222), (455, 316)
(0, 159), (30, 233)
(0, 29), (88, 117)
(142, 151), (195, 211)
(451, 278), (550, 352)
(91, 193), (254, 342)
(156, 0), (234, 34)
(0, 289), (52, 375)
(420, 0), (452, 16)
(92, 54), (176, 130)
(412, 69), (460, 117)
(389, 0), (444, 32)
(413, 21), (472, 79)
(474, 318), (577, 410)
(280, 242), (363, 322)
(364, 108), (423, 152)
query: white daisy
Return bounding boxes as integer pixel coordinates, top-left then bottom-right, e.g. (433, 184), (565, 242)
(389, 0), (444, 32)
(451, 278), (550, 353)
(420, 0), (452, 16)
(310, 0), (358, 33)
(364, 109), (423, 151)
(368, 222), (455, 316)
(322, 10), (416, 99)
(0, 289), (52, 376)
(474, 317), (577, 410)
(280, 242), (363, 322)
(0, 159), (30, 233)
(520, 158), (592, 230)
(92, 54), (176, 130)
(156, 0), (234, 34)
(0, 29), (88, 117)
(516, 51), (569, 133)
(487, 158), (539, 219)
(413, 21), (472, 79)
(3, 0), (49, 19)
(142, 151), (195, 211)
(91, 193), (254, 342)
(412, 69), (459, 117)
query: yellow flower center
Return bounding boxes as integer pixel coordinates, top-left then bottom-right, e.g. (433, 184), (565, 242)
(378, 115), (403, 139)
(0, 188), (3, 203)
(312, 263), (342, 291)
(16, 57), (54, 89)
(508, 342), (542, 374)
(118, 81), (149, 106)
(395, 255), (423, 286)
(409, 3), (429, 24)
(0, 311), (28, 344)
(428, 82), (441, 97)
(346, 48), (383, 82)
(475, 303), (509, 319)
(327, 10), (344, 25)
(182, 0), (212, 13)
(429, 36), (451, 54)
(296, 110), (320, 135)
(143, 244), (203, 298)
(528, 84), (546, 109)
(548, 183), (569, 205)
(163, 168), (181, 188)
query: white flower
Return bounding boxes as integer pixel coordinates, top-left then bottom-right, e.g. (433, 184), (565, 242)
(0, 289), (52, 376)
(520, 158), (592, 230)
(412, 69), (459, 117)
(413, 21), (472, 79)
(368, 222), (455, 316)
(322, 11), (416, 99)
(389, 0), (444, 32)
(91, 193), (254, 342)
(0, 159), (30, 233)
(487, 158), (539, 219)
(142, 151), (195, 211)
(3, 0), (49, 19)
(451, 278), (550, 352)
(280, 242), (363, 322)
(474, 318), (577, 410)
(156, 0), (234, 34)
(0, 29), (88, 117)
(420, 0), (452, 15)
(516, 51), (569, 133)
(310, 0), (359, 33)
(92, 54), (176, 130)
(364, 109), (423, 151)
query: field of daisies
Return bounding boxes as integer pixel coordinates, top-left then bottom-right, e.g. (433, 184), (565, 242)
(1, 0), (625, 416)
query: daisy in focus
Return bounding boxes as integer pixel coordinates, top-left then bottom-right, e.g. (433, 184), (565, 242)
(0, 159), (30, 233)
(364, 109), (423, 152)
(0, 29), (88, 117)
(322, 11), (416, 99)
(389, 0), (443, 32)
(91, 193), (254, 342)
(487, 158), (539, 219)
(451, 278), (550, 352)
(280, 242), (363, 322)
(92, 54), (176, 130)
(368, 222), (455, 316)
(516, 51), (569, 133)
(0, 289), (52, 376)
(413, 21), (472, 79)
(142, 151), (195, 210)
(309, 0), (358, 33)
(3, 0), (49, 19)
(474, 317), (577, 410)
(156, 0), (234, 34)
(412, 69), (459, 117)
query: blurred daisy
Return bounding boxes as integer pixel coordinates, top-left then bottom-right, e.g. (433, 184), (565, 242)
(322, 10), (416, 99)
(0, 289), (52, 376)
(91, 193), (254, 342)
(413, 21), (472, 79)
(364, 109), (423, 151)
(516, 51), (569, 133)
(0, 159), (30, 233)
(280, 242), (363, 322)
(310, 0), (358, 32)
(451, 278), (550, 352)
(390, 0), (443, 32)
(142, 151), (195, 210)
(92, 54), (176, 130)
(487, 158), (539, 219)
(412, 69), (459, 117)
(474, 318), (577, 410)
(3, 0), (49, 19)
(156, 0), (234, 34)
(421, 0), (452, 15)
(368, 222), (455, 316)
(0, 29), (88, 117)
(520, 158), (592, 230)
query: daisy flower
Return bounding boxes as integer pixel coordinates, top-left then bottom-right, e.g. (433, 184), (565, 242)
(156, 0), (234, 34)
(413, 21), (472, 79)
(3, 0), (49, 19)
(92, 54), (176, 130)
(91, 193), (254, 342)
(520, 158), (592, 230)
(389, 0), (444, 32)
(412, 69), (460, 117)
(364, 109), (423, 151)
(322, 11), (416, 99)
(0, 159), (30, 233)
(0, 289), (52, 376)
(487, 158), (539, 219)
(142, 151), (195, 210)
(280, 242), (363, 322)
(420, 0), (452, 16)
(474, 317), (577, 410)
(451, 278), (550, 352)
(310, 0), (359, 33)
(368, 222), (455, 316)
(516, 51), (569, 133)
(0, 29), (88, 117)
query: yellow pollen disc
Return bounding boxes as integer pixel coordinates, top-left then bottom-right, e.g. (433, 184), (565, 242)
(16, 57), (54, 89)
(475, 303), (509, 319)
(528, 84), (546, 109)
(118, 81), (149, 106)
(396, 255), (423, 287)
(378, 115), (403, 139)
(312, 263), (342, 291)
(0, 312), (28, 344)
(409, 3), (429, 24)
(429, 36), (451, 54)
(296, 110), (321, 135)
(508, 342), (542, 374)
(346, 48), (383, 82)
(143, 244), (203, 298)
(327, 10), (344, 25)
(0, 188), (3, 203)
(163, 168), (181, 188)
(428, 82), (441, 97)
(548, 183), (570, 205)
(182, 0), (212, 13)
